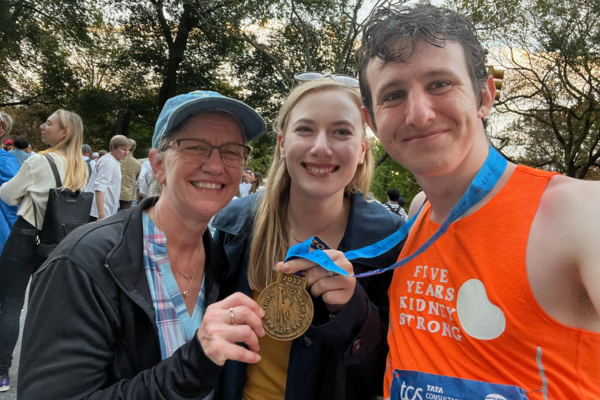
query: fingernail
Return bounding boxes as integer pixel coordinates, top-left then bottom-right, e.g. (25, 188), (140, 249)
(259, 308), (265, 318)
(281, 263), (290, 272)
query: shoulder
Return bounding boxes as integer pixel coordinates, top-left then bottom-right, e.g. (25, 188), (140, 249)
(212, 192), (263, 235)
(538, 175), (600, 234)
(349, 192), (404, 235)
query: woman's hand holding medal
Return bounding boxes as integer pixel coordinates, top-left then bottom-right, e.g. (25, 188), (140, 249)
(275, 249), (356, 314)
(197, 292), (265, 366)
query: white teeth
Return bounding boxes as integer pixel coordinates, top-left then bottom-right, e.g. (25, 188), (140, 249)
(307, 166), (334, 174)
(192, 182), (221, 189)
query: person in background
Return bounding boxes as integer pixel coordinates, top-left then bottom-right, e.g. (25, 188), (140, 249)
(119, 139), (142, 210)
(239, 167), (253, 197)
(91, 151), (99, 161)
(86, 135), (130, 221)
(0, 109), (87, 392)
(212, 77), (404, 400)
(98, 149), (107, 158)
(18, 91), (268, 399)
(382, 188), (408, 222)
(0, 112), (19, 256)
(137, 158), (153, 201)
(82, 144), (96, 183)
(247, 171), (264, 195)
(8, 138), (29, 167)
(3, 140), (13, 151)
(24, 145), (35, 158)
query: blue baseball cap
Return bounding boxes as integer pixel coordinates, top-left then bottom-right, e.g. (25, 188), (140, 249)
(152, 91), (267, 149)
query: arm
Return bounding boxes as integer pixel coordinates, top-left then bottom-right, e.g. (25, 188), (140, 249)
(19, 257), (224, 400)
(95, 191), (106, 219)
(93, 162), (115, 219)
(0, 159), (33, 205)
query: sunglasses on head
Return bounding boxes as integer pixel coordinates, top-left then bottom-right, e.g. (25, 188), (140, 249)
(294, 72), (359, 88)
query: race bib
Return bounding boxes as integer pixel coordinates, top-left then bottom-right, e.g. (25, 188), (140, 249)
(390, 370), (529, 400)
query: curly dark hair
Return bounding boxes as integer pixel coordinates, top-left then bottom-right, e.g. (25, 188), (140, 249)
(356, 2), (489, 123)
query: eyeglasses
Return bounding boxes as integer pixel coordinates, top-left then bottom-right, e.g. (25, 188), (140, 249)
(294, 72), (359, 88)
(168, 138), (251, 167)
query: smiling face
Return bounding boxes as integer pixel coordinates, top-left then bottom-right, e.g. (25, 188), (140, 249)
(40, 113), (66, 147)
(111, 146), (130, 161)
(364, 40), (494, 178)
(279, 89), (367, 200)
(151, 112), (245, 221)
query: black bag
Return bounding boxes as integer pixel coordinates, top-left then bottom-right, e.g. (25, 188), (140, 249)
(32, 154), (93, 258)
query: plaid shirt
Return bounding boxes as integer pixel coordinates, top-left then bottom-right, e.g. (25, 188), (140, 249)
(142, 211), (206, 360)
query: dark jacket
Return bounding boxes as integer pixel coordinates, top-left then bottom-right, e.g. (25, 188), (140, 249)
(212, 192), (405, 400)
(18, 197), (227, 399)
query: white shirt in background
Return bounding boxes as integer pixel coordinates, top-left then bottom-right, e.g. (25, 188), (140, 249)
(239, 182), (252, 197)
(86, 153), (122, 218)
(136, 160), (152, 198)
(0, 153), (67, 229)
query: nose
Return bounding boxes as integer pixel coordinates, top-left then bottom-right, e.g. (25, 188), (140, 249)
(310, 129), (332, 158)
(405, 90), (435, 127)
(40, 123), (45, 130)
(200, 147), (226, 174)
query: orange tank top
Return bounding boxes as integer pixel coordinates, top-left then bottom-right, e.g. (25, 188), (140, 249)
(384, 166), (600, 399)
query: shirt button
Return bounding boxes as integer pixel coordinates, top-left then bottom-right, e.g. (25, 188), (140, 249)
(301, 334), (313, 347)
(351, 339), (363, 354)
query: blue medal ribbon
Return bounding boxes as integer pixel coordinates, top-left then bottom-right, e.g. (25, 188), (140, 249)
(284, 145), (507, 278)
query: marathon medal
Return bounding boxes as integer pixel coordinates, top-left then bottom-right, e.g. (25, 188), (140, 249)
(258, 272), (313, 341)
(258, 236), (329, 341)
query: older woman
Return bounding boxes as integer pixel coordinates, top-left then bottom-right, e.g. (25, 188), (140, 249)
(212, 77), (405, 399)
(18, 92), (268, 399)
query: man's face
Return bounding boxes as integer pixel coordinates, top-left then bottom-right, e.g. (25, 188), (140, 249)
(112, 146), (130, 161)
(363, 40), (493, 178)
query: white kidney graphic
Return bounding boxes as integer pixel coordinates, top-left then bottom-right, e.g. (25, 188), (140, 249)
(457, 279), (506, 340)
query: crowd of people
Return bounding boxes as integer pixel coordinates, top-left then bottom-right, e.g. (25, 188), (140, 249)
(0, 2), (598, 400)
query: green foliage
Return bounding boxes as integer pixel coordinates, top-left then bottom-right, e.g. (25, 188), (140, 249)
(370, 141), (421, 206)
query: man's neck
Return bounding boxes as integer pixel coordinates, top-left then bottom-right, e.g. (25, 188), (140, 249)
(414, 136), (494, 223)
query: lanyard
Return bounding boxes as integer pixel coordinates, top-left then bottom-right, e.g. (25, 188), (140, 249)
(284, 145), (507, 278)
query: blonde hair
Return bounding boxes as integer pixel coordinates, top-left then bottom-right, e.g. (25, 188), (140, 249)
(248, 79), (374, 290)
(0, 112), (14, 135)
(51, 110), (88, 191)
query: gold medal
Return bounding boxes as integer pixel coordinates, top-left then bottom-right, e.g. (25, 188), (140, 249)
(257, 272), (313, 341)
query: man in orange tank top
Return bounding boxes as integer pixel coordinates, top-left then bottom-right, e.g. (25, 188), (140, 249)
(356, 3), (600, 399)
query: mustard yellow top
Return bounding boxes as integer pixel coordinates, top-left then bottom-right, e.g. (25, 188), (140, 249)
(242, 290), (293, 400)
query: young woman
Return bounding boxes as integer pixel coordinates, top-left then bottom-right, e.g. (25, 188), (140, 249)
(212, 78), (405, 400)
(0, 109), (88, 391)
(248, 171), (264, 194)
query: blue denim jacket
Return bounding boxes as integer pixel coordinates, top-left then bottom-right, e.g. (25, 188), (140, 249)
(212, 192), (405, 400)
(0, 150), (19, 252)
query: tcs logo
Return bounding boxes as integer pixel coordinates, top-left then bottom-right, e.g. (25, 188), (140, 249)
(400, 381), (423, 400)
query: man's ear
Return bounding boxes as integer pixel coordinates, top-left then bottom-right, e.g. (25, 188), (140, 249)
(149, 149), (166, 185)
(362, 106), (378, 138)
(477, 76), (496, 118)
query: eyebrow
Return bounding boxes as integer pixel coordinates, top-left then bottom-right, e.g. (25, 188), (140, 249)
(292, 118), (354, 126)
(375, 68), (459, 95)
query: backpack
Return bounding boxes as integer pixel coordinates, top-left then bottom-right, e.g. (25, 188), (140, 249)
(32, 154), (94, 259)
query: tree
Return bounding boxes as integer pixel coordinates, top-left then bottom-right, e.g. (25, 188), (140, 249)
(447, 0), (600, 179)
